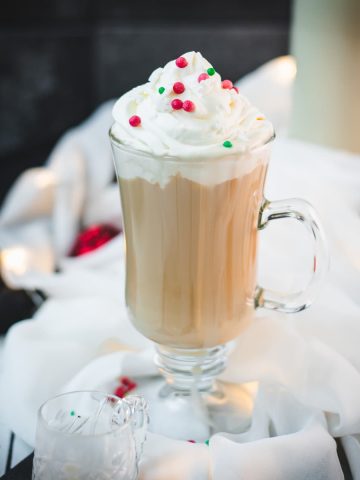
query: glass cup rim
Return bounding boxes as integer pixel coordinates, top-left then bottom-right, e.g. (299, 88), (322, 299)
(38, 390), (132, 438)
(109, 127), (275, 163)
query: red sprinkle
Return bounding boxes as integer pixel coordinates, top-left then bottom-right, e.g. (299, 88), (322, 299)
(114, 376), (137, 398)
(187, 440), (196, 443)
(129, 115), (141, 127)
(121, 376), (132, 386)
(198, 73), (209, 83)
(114, 386), (126, 398)
(222, 79), (233, 89)
(171, 99), (183, 110)
(183, 100), (195, 112)
(232, 86), (239, 93)
(173, 82), (185, 94)
(175, 56), (188, 68)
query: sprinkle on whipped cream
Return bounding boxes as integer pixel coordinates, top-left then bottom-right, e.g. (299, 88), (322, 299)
(111, 51), (274, 158)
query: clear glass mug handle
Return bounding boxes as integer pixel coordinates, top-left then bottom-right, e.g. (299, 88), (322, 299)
(256, 198), (329, 313)
(124, 396), (149, 461)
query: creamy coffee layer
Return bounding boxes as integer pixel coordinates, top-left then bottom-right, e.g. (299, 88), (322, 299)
(119, 156), (268, 349)
(112, 142), (268, 187)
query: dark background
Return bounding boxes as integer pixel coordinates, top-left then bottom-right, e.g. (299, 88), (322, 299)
(0, 0), (291, 204)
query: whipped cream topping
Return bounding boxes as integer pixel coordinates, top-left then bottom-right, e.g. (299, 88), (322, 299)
(111, 51), (273, 159)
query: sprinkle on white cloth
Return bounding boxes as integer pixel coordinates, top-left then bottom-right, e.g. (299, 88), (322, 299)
(1, 58), (360, 479)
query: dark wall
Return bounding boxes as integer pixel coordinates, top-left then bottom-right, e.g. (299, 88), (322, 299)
(0, 0), (291, 203)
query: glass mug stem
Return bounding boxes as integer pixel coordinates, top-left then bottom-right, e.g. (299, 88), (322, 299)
(256, 198), (329, 313)
(155, 344), (227, 392)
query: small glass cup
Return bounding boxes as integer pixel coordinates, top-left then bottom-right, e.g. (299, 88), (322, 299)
(32, 391), (148, 480)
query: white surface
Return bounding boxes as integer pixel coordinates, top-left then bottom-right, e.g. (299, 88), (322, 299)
(0, 341), (11, 476)
(0, 337), (4, 368)
(0, 341), (37, 476)
(0, 422), (11, 477)
(11, 436), (32, 469)
(0, 60), (360, 479)
(0, 424), (32, 476)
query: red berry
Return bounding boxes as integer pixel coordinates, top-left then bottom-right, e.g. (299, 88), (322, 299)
(183, 100), (195, 112)
(173, 82), (185, 94)
(69, 224), (121, 257)
(121, 376), (131, 386)
(129, 115), (141, 127)
(114, 386), (126, 398)
(171, 99), (183, 110)
(232, 86), (239, 93)
(120, 377), (137, 391)
(175, 56), (188, 68)
(198, 73), (209, 83)
(222, 79), (233, 89)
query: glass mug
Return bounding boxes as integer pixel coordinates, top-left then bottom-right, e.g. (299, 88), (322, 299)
(110, 132), (328, 429)
(32, 391), (148, 480)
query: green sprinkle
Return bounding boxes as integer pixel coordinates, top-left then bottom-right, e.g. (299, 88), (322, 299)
(223, 140), (233, 148)
(70, 410), (75, 416)
(205, 439), (209, 446)
(207, 67), (215, 76)
(158, 86), (165, 94)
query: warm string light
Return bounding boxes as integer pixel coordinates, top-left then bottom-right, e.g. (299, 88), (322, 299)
(0, 246), (30, 277)
(270, 56), (297, 86)
(0, 245), (54, 288)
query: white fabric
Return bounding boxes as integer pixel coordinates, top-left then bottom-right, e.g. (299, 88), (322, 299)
(1, 58), (360, 479)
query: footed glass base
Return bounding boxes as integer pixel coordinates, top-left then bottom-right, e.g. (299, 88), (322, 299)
(155, 344), (228, 391)
(133, 344), (254, 441)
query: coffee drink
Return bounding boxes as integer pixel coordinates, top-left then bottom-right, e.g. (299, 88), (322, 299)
(110, 51), (274, 349)
(118, 159), (268, 348)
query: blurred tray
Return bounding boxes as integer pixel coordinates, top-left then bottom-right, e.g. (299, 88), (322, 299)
(1, 439), (354, 479)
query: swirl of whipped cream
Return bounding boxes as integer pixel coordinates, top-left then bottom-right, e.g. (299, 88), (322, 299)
(111, 51), (273, 159)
